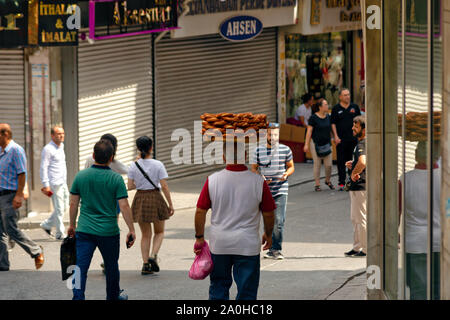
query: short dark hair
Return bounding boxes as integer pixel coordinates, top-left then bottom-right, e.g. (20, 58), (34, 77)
(50, 126), (63, 135)
(136, 136), (153, 159)
(222, 141), (246, 164)
(100, 134), (118, 156)
(353, 115), (366, 129)
(302, 93), (313, 104)
(93, 139), (114, 164)
(339, 88), (350, 96)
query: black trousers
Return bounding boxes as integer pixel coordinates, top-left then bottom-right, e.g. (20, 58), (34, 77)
(336, 140), (357, 185)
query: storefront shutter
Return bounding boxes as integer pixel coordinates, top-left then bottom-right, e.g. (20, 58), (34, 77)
(397, 36), (442, 173)
(0, 49), (25, 147)
(154, 28), (277, 179)
(77, 35), (153, 171)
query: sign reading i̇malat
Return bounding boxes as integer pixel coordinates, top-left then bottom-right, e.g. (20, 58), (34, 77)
(39, 0), (79, 46)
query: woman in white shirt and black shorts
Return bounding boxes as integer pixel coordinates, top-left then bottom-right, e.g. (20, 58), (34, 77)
(127, 136), (174, 275)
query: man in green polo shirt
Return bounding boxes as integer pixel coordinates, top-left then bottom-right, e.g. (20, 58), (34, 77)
(68, 139), (136, 300)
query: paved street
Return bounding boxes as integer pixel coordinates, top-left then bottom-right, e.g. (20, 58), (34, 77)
(1, 173), (366, 300)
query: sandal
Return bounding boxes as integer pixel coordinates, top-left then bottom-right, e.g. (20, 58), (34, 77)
(325, 181), (335, 190)
(315, 186), (322, 192)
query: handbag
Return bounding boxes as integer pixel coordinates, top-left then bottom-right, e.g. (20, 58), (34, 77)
(315, 142), (332, 158)
(60, 236), (76, 281)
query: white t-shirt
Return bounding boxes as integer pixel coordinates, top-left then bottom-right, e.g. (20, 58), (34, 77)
(294, 104), (312, 125)
(208, 169), (264, 256)
(402, 168), (441, 253)
(127, 159), (168, 190)
(84, 156), (128, 175)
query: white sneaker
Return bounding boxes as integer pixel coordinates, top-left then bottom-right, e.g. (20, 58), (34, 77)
(263, 251), (276, 259)
(55, 233), (66, 240)
(273, 251), (285, 260)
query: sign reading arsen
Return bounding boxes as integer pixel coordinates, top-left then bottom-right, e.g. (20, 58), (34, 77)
(219, 16), (262, 42)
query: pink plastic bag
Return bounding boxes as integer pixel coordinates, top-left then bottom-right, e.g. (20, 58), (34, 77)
(189, 241), (214, 280)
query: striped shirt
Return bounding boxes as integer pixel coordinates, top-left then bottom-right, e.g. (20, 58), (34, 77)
(253, 144), (293, 197)
(0, 140), (27, 191)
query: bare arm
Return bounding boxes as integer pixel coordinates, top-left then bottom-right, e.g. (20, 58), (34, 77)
(351, 155), (366, 182)
(119, 198), (136, 247)
(12, 173), (26, 209)
(67, 194), (80, 237)
(127, 178), (136, 191)
(282, 159), (295, 180)
(303, 125), (313, 153)
(331, 124), (341, 144)
(194, 207), (208, 254)
(262, 211), (275, 250)
(160, 179), (174, 216)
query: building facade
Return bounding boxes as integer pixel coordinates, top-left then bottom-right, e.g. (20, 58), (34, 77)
(362, 0), (449, 299)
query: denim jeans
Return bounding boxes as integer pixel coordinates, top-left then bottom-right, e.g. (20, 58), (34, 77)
(0, 193), (42, 269)
(209, 254), (260, 300)
(271, 194), (288, 251)
(41, 184), (69, 237)
(72, 232), (121, 300)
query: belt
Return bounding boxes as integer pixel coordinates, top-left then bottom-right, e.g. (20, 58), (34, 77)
(0, 190), (16, 196)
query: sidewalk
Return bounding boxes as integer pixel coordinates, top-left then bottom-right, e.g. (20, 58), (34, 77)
(316, 269), (367, 300)
(18, 162), (337, 229)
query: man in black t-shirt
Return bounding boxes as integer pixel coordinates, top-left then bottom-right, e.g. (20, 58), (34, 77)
(344, 116), (367, 257)
(331, 89), (361, 190)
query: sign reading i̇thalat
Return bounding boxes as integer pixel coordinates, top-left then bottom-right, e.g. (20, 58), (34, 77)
(219, 16), (262, 42)
(39, 0), (79, 46)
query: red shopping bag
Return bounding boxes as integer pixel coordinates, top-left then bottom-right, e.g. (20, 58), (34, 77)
(189, 241), (213, 280)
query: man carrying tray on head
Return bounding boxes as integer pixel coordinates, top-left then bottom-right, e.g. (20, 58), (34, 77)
(251, 123), (295, 260)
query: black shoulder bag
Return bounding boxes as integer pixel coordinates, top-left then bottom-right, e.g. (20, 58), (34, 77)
(134, 161), (160, 191)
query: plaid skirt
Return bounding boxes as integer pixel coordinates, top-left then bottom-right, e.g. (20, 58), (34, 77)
(131, 189), (170, 223)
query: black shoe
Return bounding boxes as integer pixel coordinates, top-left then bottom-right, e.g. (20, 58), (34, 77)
(0, 267), (9, 271)
(148, 255), (160, 273)
(354, 251), (366, 257)
(344, 249), (359, 257)
(141, 263), (153, 275)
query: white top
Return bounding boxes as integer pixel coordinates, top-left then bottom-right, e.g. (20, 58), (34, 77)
(294, 104), (312, 125)
(208, 169), (264, 256)
(403, 168), (441, 253)
(127, 159), (168, 190)
(84, 156), (128, 175)
(40, 141), (67, 187)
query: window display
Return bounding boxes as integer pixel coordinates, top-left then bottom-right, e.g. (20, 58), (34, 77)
(285, 32), (348, 119)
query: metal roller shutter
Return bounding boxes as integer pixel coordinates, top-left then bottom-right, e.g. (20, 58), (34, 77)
(155, 28), (277, 178)
(397, 36), (442, 173)
(0, 49), (25, 147)
(77, 35), (153, 170)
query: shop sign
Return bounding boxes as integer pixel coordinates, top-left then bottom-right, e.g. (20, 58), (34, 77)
(88, 0), (179, 40)
(0, 1), (28, 48)
(38, 0), (79, 46)
(282, 0), (362, 35)
(173, 0), (297, 38)
(219, 16), (262, 42)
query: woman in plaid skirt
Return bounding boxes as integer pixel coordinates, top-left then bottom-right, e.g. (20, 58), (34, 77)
(127, 136), (174, 275)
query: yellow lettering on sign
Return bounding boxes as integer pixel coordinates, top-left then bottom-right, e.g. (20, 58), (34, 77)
(49, 5), (55, 15)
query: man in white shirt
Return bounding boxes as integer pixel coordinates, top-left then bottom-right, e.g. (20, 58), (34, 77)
(294, 93), (314, 127)
(194, 142), (275, 300)
(39, 126), (68, 240)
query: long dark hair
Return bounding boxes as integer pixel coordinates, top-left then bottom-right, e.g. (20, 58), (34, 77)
(136, 136), (153, 159)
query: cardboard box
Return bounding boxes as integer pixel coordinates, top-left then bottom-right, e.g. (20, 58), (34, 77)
(290, 125), (306, 143)
(280, 124), (293, 142)
(332, 140), (337, 161)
